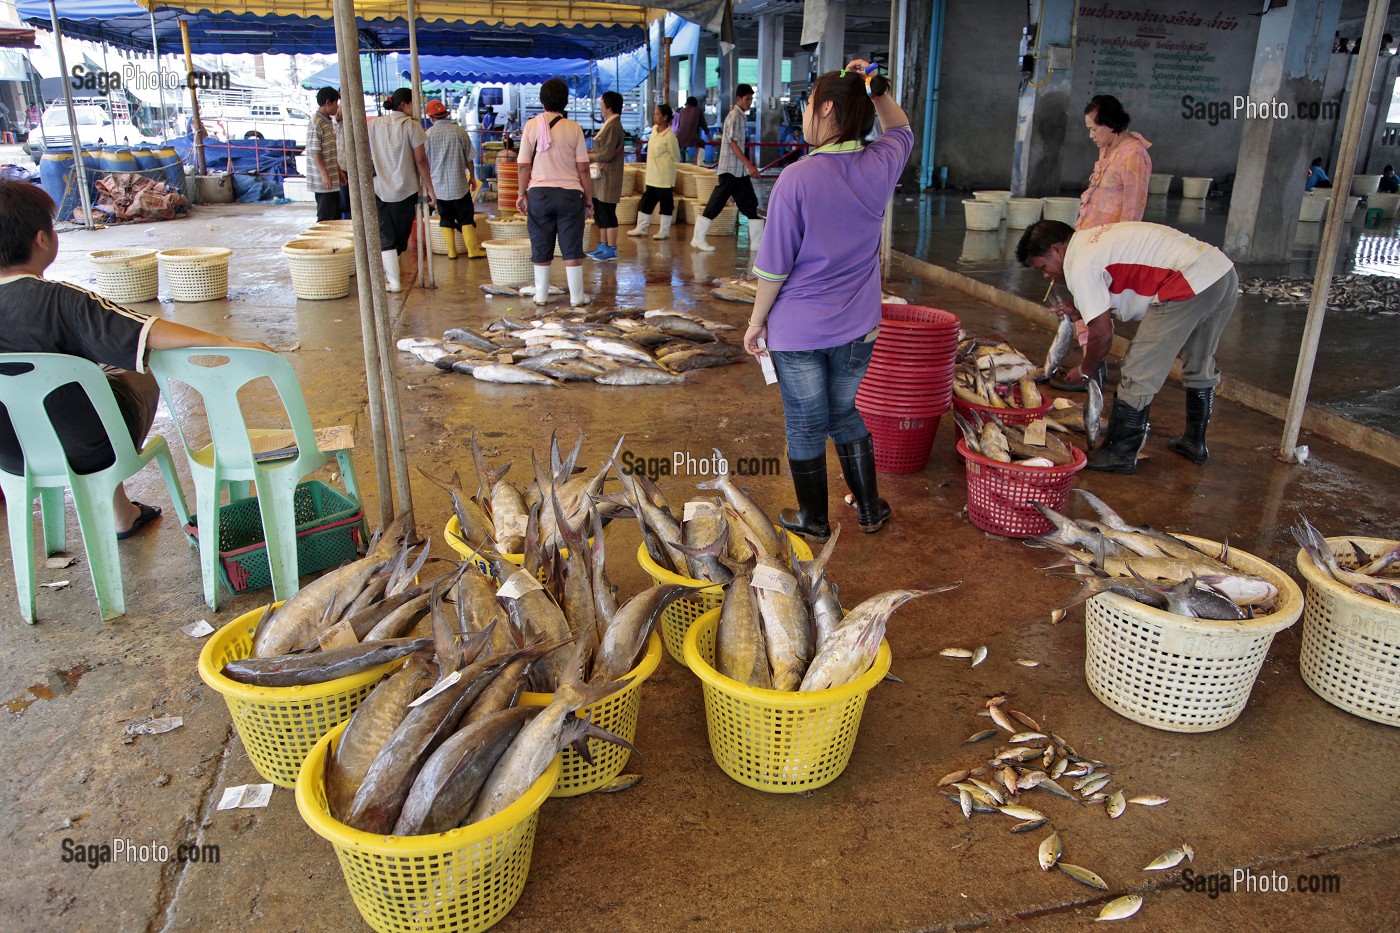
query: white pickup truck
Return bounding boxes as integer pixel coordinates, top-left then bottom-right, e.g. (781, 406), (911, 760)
(31, 103), (156, 157)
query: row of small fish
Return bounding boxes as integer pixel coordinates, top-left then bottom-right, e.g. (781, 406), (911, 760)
(397, 308), (745, 388)
(1293, 517), (1400, 606)
(953, 409), (1079, 467)
(1240, 274), (1400, 315)
(1034, 491), (1279, 620)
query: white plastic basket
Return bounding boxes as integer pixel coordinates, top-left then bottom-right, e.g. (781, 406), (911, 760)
(482, 239), (534, 287)
(1006, 198), (1043, 228)
(616, 196), (641, 226)
(1368, 192), (1400, 218)
(90, 248), (159, 303)
(157, 247), (231, 302)
(298, 230), (356, 276)
(1182, 176), (1212, 199)
(1299, 193), (1329, 222)
(1148, 173), (1173, 195)
(281, 238), (352, 300)
(1351, 174), (1382, 196)
(963, 199), (1002, 231)
(1296, 537), (1400, 726)
(487, 217), (529, 240)
(1329, 195), (1363, 222)
(1041, 197), (1081, 224)
(428, 222), (467, 255)
(692, 172), (720, 207)
(554, 220), (596, 257)
(1084, 535), (1303, 733)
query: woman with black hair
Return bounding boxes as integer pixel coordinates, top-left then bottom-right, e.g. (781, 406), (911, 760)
(517, 78), (594, 306)
(1077, 94), (1152, 230)
(587, 90), (625, 262)
(627, 104), (681, 240)
(744, 59), (912, 537)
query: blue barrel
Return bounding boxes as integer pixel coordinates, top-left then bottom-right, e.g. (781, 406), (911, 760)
(153, 144), (186, 194)
(99, 146), (138, 175)
(40, 150), (79, 219)
(131, 147), (161, 172)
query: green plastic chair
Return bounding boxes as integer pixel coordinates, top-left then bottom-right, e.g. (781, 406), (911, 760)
(0, 353), (190, 622)
(147, 347), (363, 610)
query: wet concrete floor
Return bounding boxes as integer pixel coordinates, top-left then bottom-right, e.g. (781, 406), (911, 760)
(891, 192), (1400, 440)
(1, 202), (1397, 932)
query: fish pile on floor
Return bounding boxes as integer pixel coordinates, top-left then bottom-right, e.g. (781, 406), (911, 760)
(708, 275), (910, 308)
(1292, 517), (1400, 605)
(1240, 274), (1400, 315)
(936, 691), (1182, 922)
(1034, 491), (1279, 619)
(397, 308), (747, 387)
(952, 409), (1079, 466)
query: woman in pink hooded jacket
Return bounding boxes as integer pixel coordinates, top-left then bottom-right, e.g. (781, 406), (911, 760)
(1076, 95), (1152, 229)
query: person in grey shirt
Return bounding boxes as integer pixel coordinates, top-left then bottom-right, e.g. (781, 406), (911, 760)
(367, 88), (436, 291)
(305, 87), (343, 222)
(692, 84), (762, 253)
(424, 99), (483, 259)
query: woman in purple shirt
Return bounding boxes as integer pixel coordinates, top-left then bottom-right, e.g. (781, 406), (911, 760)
(745, 59), (912, 537)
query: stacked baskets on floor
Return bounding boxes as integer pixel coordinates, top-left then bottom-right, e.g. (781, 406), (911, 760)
(709, 203), (739, 236)
(157, 247), (232, 302)
(616, 195), (641, 226)
(282, 238), (353, 300)
(90, 248), (159, 303)
(495, 159), (519, 215)
(956, 439), (1087, 538)
(853, 305), (960, 473)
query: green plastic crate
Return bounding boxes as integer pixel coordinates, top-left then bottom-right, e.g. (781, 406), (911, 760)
(184, 480), (363, 594)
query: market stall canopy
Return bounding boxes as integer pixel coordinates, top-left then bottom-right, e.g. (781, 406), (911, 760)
(16, 0), (653, 56)
(0, 21), (39, 48)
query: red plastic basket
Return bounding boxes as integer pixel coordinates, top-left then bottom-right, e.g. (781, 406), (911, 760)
(865, 411), (941, 473)
(957, 439), (1086, 538)
(880, 304), (961, 328)
(952, 384), (1054, 426)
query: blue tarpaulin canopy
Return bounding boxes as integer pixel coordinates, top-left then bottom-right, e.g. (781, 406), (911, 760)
(16, 0), (646, 58)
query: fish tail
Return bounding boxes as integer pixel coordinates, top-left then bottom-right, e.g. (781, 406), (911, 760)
(557, 675), (634, 714)
(674, 521), (730, 562)
(559, 715), (638, 764)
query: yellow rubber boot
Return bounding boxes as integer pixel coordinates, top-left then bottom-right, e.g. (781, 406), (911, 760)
(462, 223), (486, 258)
(441, 220), (458, 259)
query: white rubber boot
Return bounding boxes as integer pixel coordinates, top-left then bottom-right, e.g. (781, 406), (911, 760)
(690, 216), (715, 251)
(748, 217), (766, 253)
(566, 264), (590, 307)
(532, 264), (550, 306)
(652, 214), (674, 240)
(380, 249), (402, 292)
(626, 214), (652, 237)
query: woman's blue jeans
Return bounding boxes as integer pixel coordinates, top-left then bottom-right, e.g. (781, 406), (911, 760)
(770, 338), (874, 460)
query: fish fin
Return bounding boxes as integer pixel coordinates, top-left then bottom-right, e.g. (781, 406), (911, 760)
(558, 675), (635, 715)
(560, 714), (638, 764)
(673, 520), (730, 563)
(1072, 489), (1130, 531)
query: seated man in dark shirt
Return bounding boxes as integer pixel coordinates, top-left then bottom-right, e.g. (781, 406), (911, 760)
(1380, 165), (1399, 194)
(0, 180), (272, 538)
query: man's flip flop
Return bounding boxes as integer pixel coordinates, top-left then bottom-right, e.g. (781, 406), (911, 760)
(116, 502), (162, 540)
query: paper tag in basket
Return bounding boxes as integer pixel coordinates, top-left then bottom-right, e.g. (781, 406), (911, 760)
(1023, 420), (1049, 447)
(751, 564), (798, 597)
(498, 569), (544, 600)
(683, 499), (720, 522)
(504, 513), (529, 539)
(318, 619), (358, 651)
(217, 783), (273, 810)
(409, 669), (461, 708)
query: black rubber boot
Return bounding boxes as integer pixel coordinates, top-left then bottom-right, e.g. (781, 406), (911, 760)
(1167, 387), (1213, 464)
(778, 453), (831, 539)
(836, 436), (892, 533)
(1085, 399), (1151, 474)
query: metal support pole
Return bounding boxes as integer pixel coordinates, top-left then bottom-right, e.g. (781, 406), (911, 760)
(407, 0), (433, 289)
(179, 19), (206, 175)
(149, 11), (168, 140)
(332, 0), (398, 524)
(48, 0), (93, 228)
(663, 36), (672, 105)
(920, 0), (945, 190)
(881, 0), (902, 274)
(1279, 0), (1388, 462)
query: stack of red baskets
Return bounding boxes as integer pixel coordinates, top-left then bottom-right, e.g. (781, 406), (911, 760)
(854, 304), (961, 473)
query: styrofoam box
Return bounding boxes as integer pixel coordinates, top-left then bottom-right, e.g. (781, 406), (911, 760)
(283, 177), (315, 203)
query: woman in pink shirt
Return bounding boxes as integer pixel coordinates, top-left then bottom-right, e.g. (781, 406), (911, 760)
(517, 78), (595, 307)
(1076, 95), (1152, 230)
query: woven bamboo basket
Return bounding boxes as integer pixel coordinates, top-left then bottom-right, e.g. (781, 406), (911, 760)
(708, 203), (739, 236)
(616, 196), (641, 226)
(281, 239), (352, 300)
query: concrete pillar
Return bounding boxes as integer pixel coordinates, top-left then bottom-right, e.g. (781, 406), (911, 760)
(1010, 0), (1075, 197)
(1224, 0), (1342, 263)
(669, 51), (682, 108)
(816, 1), (847, 75)
(690, 45), (707, 101)
(758, 13), (785, 145)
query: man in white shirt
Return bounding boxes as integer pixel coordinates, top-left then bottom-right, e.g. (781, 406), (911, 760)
(367, 88), (436, 292)
(1017, 220), (1239, 473)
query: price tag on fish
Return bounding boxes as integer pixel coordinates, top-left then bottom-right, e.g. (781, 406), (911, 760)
(498, 570), (545, 600)
(318, 619), (358, 652)
(408, 669), (461, 708)
(217, 783), (274, 811)
(751, 564), (799, 597)
(507, 514), (529, 539)
(1023, 420), (1048, 447)
(683, 500), (719, 522)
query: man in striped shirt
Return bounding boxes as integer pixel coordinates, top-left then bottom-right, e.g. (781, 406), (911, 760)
(1017, 220), (1239, 472)
(692, 84), (763, 252)
(0, 181), (270, 538)
(305, 87), (343, 222)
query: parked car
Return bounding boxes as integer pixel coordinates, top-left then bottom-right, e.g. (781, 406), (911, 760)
(196, 100), (311, 146)
(30, 103), (156, 159)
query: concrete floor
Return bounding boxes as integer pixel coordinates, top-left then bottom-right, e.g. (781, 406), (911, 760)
(2, 202), (1398, 932)
(891, 192), (1400, 440)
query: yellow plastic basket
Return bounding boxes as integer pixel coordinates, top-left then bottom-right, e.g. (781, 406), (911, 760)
(90, 248), (159, 303)
(1084, 535), (1303, 733)
(637, 530), (812, 668)
(197, 603), (403, 787)
(442, 515), (592, 584)
(1296, 536), (1400, 726)
(296, 721), (560, 933)
(682, 608), (891, 793)
(157, 246), (231, 302)
(518, 631), (662, 796)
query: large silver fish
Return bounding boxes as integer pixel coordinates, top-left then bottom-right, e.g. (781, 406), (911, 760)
(1042, 316), (1076, 379)
(1085, 379), (1104, 449)
(800, 588), (954, 691)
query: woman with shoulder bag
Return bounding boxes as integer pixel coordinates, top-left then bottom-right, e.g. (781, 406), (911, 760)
(588, 91), (626, 262)
(517, 78), (595, 306)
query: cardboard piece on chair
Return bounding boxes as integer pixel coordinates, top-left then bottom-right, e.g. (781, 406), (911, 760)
(250, 425), (355, 462)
